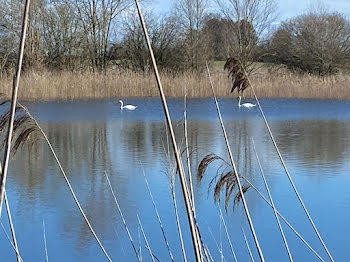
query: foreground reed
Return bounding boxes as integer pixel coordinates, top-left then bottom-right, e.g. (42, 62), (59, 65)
(0, 67), (349, 100)
(205, 62), (265, 261)
(134, 0), (202, 260)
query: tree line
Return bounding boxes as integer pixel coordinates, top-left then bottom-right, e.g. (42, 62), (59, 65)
(0, 0), (349, 76)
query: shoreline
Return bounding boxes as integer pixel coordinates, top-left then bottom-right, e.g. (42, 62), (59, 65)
(1, 69), (349, 101)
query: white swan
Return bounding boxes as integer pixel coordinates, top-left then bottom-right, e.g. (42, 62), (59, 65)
(119, 100), (137, 110)
(238, 96), (256, 108)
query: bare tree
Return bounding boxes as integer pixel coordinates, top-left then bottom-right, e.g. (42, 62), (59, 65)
(111, 11), (184, 71)
(215, 0), (277, 69)
(174, 0), (211, 70)
(72, 0), (132, 70)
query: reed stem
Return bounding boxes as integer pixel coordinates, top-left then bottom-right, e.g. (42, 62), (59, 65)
(104, 171), (141, 262)
(242, 227), (255, 262)
(208, 227), (226, 262)
(0, 0), (30, 218)
(134, 0), (202, 260)
(137, 214), (156, 262)
(4, 191), (21, 262)
(205, 62), (265, 261)
(243, 65), (334, 262)
(184, 92), (196, 215)
(252, 139), (293, 261)
(142, 169), (174, 262)
(0, 222), (24, 262)
(43, 218), (49, 262)
(218, 206), (238, 262)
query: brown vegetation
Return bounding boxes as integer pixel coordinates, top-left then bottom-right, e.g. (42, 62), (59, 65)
(0, 67), (349, 100)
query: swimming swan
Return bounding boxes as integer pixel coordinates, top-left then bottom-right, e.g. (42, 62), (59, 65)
(119, 100), (137, 110)
(238, 96), (256, 108)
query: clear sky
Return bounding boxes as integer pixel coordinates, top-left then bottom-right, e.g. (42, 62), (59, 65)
(152, 0), (350, 20)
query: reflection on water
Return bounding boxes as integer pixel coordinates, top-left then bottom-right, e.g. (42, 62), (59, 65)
(2, 98), (350, 261)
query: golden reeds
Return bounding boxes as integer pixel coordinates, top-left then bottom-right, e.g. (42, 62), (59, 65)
(0, 67), (349, 100)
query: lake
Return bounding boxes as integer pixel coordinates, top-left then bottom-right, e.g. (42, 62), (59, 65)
(1, 98), (350, 261)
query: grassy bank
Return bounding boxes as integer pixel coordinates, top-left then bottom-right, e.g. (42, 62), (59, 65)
(0, 68), (349, 100)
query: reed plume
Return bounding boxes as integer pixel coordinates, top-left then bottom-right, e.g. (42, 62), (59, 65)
(197, 152), (325, 261)
(224, 57), (249, 94)
(197, 153), (250, 210)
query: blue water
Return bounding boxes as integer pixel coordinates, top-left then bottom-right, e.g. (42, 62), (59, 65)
(1, 98), (350, 261)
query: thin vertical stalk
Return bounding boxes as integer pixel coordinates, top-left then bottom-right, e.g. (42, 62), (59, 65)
(219, 213), (223, 262)
(5, 191), (20, 262)
(0, 157), (20, 262)
(242, 227), (255, 262)
(252, 139), (293, 262)
(184, 91), (195, 215)
(219, 206), (238, 262)
(203, 244), (214, 262)
(243, 66), (334, 262)
(43, 218), (49, 262)
(134, 1), (202, 260)
(137, 215), (156, 262)
(104, 171), (141, 262)
(170, 181), (188, 262)
(113, 226), (126, 256)
(165, 126), (187, 262)
(142, 169), (174, 262)
(0, 0), (31, 218)
(208, 227), (226, 262)
(205, 62), (265, 261)
(0, 222), (23, 262)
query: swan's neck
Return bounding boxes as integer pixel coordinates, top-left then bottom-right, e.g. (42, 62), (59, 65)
(119, 101), (123, 109)
(238, 96), (242, 107)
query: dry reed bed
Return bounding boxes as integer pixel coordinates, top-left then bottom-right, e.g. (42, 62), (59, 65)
(0, 69), (349, 100)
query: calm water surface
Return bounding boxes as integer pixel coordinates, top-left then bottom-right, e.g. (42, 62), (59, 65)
(2, 98), (350, 262)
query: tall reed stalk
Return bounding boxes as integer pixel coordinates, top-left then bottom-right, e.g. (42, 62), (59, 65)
(142, 169), (174, 262)
(184, 92), (196, 215)
(218, 206), (238, 262)
(43, 218), (49, 262)
(0, 0), (30, 218)
(137, 214), (156, 262)
(4, 191), (21, 262)
(164, 121), (188, 262)
(0, 1), (30, 259)
(242, 227), (255, 262)
(205, 62), (265, 261)
(0, 222), (24, 261)
(208, 227), (226, 262)
(252, 139), (293, 261)
(134, 0), (202, 260)
(242, 65), (334, 262)
(104, 171), (141, 262)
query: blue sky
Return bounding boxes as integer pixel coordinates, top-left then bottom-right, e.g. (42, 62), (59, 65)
(152, 0), (350, 20)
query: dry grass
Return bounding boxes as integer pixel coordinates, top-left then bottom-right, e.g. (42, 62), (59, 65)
(0, 67), (349, 100)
